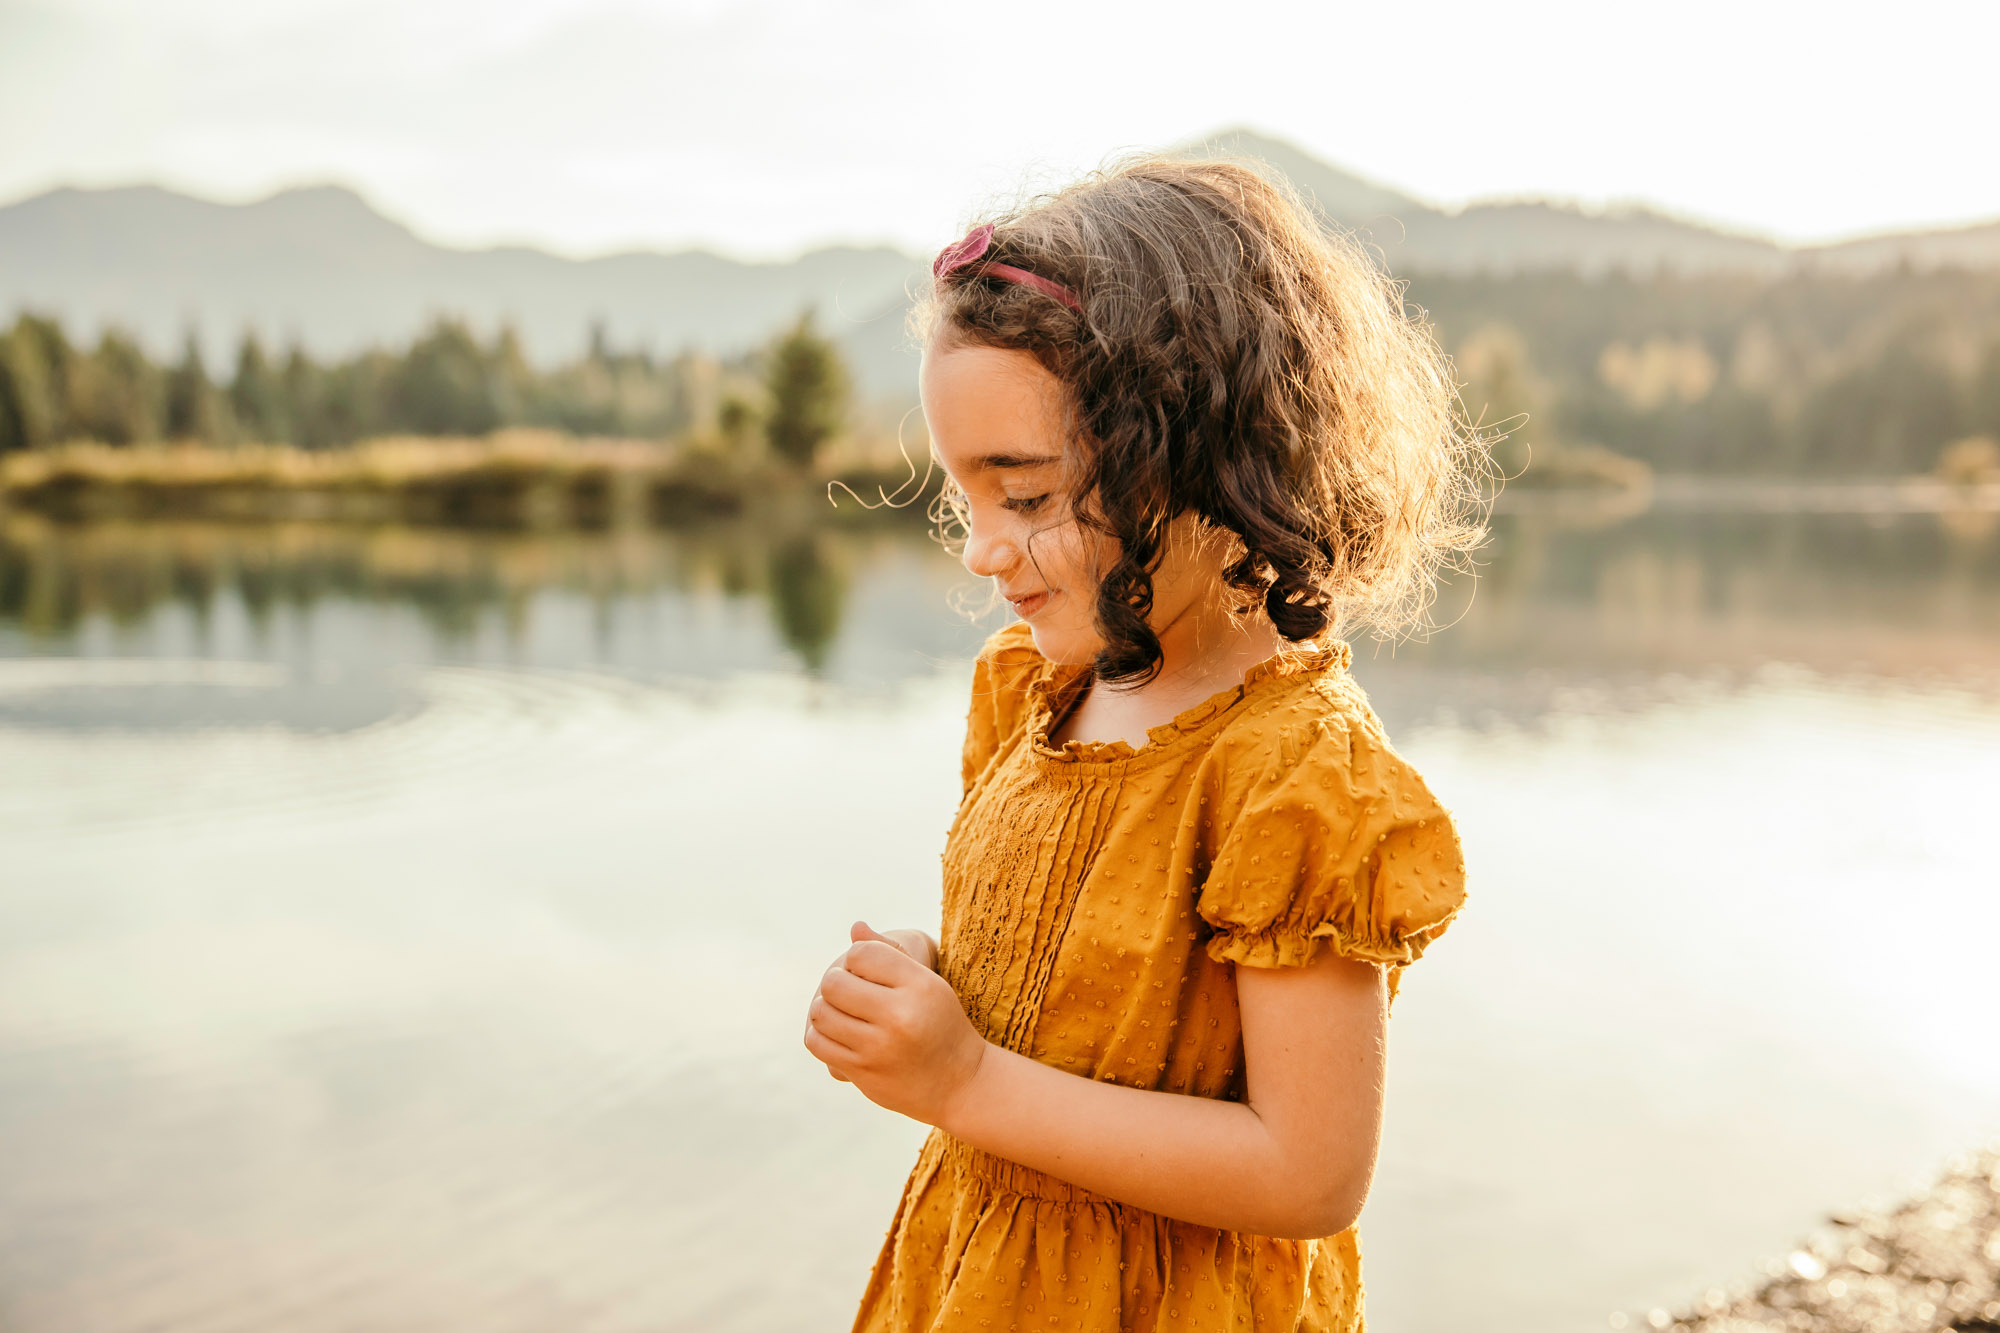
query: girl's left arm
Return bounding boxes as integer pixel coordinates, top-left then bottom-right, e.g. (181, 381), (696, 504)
(804, 922), (1385, 1240)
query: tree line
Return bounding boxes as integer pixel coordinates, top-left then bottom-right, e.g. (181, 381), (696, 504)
(1415, 265), (2000, 476)
(0, 311), (851, 467)
(6, 264), (2000, 477)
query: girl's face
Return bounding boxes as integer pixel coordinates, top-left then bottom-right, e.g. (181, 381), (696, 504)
(921, 340), (1217, 668)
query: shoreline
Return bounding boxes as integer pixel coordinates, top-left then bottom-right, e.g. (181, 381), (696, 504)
(0, 433), (937, 529)
(1491, 473), (2000, 517)
(8, 436), (2000, 527)
(1622, 1144), (2000, 1333)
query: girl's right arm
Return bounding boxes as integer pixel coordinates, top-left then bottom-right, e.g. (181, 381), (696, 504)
(806, 930), (1386, 1240)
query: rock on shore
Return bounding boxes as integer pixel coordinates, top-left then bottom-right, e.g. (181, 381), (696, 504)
(1616, 1145), (2000, 1333)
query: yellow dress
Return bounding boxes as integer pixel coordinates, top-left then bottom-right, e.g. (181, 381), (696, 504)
(852, 622), (1467, 1332)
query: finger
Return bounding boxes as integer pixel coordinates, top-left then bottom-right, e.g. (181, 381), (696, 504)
(851, 919), (895, 945)
(821, 965), (894, 1022)
(843, 938), (921, 987)
(808, 993), (874, 1049)
(818, 960), (879, 1004)
(804, 1012), (852, 1072)
(875, 928), (935, 968)
(803, 1018), (861, 1072)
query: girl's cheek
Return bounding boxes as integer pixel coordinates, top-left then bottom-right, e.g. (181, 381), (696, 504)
(1047, 535), (1113, 660)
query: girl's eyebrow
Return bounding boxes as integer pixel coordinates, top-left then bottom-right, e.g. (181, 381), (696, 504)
(973, 451), (1062, 472)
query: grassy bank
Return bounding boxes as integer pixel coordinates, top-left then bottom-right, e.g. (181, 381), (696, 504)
(0, 431), (940, 529)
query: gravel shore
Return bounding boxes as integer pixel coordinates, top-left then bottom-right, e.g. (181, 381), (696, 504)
(1613, 1145), (2000, 1333)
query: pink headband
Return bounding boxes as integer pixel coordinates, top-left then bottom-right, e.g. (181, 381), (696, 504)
(932, 223), (1083, 314)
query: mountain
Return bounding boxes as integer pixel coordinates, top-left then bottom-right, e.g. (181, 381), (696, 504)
(1187, 128), (2000, 275)
(1186, 128), (1783, 273)
(0, 183), (924, 392)
(4, 133), (1998, 399)
(1814, 216), (2000, 270)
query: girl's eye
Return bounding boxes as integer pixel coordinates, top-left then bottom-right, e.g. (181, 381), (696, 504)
(1001, 494), (1048, 514)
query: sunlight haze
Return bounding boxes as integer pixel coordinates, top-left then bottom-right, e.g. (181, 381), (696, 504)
(4, 0), (1995, 259)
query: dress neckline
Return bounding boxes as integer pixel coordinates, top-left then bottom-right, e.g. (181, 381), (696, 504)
(1022, 639), (1353, 766)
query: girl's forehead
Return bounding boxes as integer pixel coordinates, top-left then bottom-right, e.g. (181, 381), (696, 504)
(922, 344), (1068, 468)
(921, 342), (1056, 407)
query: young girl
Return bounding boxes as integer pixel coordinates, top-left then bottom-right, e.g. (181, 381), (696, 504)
(802, 156), (1484, 1332)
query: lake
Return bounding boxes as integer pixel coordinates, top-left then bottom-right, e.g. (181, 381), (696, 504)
(3, 495), (1998, 1333)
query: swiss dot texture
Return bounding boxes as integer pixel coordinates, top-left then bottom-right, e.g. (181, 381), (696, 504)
(851, 622), (1466, 1332)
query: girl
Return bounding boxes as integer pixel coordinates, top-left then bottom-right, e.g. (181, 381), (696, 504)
(802, 156), (1484, 1332)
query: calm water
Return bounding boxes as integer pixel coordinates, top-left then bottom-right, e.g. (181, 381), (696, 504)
(3, 500), (1999, 1333)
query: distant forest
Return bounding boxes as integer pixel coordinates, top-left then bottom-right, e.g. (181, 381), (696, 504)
(4, 266), (2000, 477)
(1420, 266), (2000, 476)
(0, 314), (770, 455)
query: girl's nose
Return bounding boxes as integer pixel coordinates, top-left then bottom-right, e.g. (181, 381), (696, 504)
(960, 518), (1012, 580)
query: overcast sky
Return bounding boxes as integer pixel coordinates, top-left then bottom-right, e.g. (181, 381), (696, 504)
(4, 0), (1995, 260)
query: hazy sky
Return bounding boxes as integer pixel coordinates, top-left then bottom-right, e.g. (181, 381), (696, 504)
(4, 0), (1995, 260)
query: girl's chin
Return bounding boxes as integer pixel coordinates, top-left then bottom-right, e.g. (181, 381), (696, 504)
(1024, 622), (1101, 668)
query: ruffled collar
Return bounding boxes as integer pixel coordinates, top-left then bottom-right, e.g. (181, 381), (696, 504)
(1023, 639), (1352, 766)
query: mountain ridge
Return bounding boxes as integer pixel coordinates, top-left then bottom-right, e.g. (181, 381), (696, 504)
(5, 131), (1998, 397)
(1181, 128), (2000, 276)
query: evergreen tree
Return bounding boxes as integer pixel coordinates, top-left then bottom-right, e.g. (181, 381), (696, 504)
(0, 317), (60, 452)
(1970, 339), (2000, 441)
(489, 325), (535, 426)
(763, 311), (848, 469)
(71, 329), (160, 444)
(231, 332), (287, 443)
(717, 393), (758, 450)
(396, 318), (500, 435)
(1454, 324), (1545, 479)
(164, 330), (221, 441)
(282, 344), (328, 447)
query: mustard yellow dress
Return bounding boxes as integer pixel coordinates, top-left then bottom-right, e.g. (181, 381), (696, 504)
(852, 622), (1467, 1332)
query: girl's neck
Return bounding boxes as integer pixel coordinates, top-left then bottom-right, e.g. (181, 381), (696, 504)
(1151, 597), (1285, 706)
(1049, 603), (1289, 752)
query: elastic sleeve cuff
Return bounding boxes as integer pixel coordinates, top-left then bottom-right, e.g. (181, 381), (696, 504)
(1203, 912), (1460, 970)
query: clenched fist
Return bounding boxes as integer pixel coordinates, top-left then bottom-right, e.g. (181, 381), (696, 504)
(803, 921), (987, 1126)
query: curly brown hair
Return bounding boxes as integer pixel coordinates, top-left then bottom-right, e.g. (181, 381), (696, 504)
(913, 154), (1491, 686)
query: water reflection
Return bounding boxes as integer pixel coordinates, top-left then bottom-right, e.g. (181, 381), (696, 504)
(0, 510), (983, 695)
(3, 498), (2000, 1333)
(1354, 507), (2000, 729)
(0, 512), (836, 655)
(6, 504), (1996, 720)
(765, 530), (849, 671)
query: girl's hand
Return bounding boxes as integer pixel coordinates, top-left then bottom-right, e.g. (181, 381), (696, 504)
(876, 927), (939, 972)
(803, 921), (986, 1124)
(805, 921), (932, 1085)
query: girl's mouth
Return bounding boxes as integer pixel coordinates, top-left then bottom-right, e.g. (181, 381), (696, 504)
(1006, 590), (1051, 619)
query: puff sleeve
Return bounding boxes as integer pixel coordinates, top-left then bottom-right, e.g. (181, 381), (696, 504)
(959, 622), (1046, 797)
(1195, 706), (1466, 971)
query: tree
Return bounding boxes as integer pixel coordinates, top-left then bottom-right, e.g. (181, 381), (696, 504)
(395, 318), (500, 435)
(1969, 339), (2000, 441)
(71, 329), (160, 444)
(488, 325), (537, 427)
(0, 316), (65, 452)
(164, 330), (222, 441)
(763, 311), (848, 469)
(717, 393), (758, 449)
(231, 332), (287, 443)
(281, 343), (326, 446)
(1455, 324), (1545, 480)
